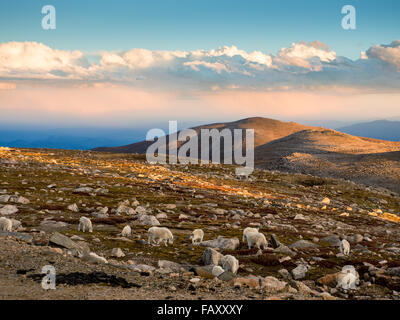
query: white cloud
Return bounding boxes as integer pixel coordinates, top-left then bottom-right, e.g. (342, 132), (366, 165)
(273, 41), (336, 71)
(0, 40), (399, 91)
(0, 41), (89, 79)
(184, 60), (229, 74)
(366, 40), (400, 70)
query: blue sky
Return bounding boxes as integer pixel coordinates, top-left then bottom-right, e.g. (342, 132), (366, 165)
(0, 0), (399, 59)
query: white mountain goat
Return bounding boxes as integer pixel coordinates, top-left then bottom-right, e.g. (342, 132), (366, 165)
(148, 227), (174, 246)
(212, 265), (225, 277)
(121, 225), (132, 237)
(242, 227), (259, 242)
(337, 272), (357, 290)
(0, 217), (12, 232)
(221, 255), (239, 274)
(78, 216), (93, 233)
(340, 239), (350, 255)
(337, 265), (359, 290)
(189, 229), (204, 245)
(82, 252), (108, 264)
(246, 232), (268, 250)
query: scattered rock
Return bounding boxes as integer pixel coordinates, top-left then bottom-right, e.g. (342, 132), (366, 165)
(202, 247), (223, 266)
(111, 248), (125, 258)
(291, 264), (308, 280)
(200, 237), (240, 251)
(0, 205), (18, 215)
(289, 240), (318, 250)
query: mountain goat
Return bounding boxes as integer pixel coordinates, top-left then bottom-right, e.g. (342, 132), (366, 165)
(78, 216), (93, 233)
(242, 227), (259, 242)
(337, 265), (359, 290)
(189, 229), (204, 245)
(148, 226), (174, 246)
(0, 217), (12, 232)
(121, 225), (131, 237)
(246, 232), (268, 250)
(82, 252), (108, 264)
(221, 255), (239, 274)
(340, 239), (350, 255)
(337, 272), (357, 290)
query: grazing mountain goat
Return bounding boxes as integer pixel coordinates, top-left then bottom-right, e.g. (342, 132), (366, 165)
(78, 217), (93, 233)
(0, 217), (12, 232)
(189, 229), (204, 245)
(221, 255), (239, 274)
(340, 239), (350, 255)
(148, 227), (174, 246)
(242, 227), (259, 242)
(121, 225), (131, 237)
(212, 265), (225, 277)
(337, 272), (357, 290)
(245, 232), (268, 250)
(337, 265), (359, 290)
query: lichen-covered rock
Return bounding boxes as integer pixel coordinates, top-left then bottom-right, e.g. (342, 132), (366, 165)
(200, 236), (240, 251)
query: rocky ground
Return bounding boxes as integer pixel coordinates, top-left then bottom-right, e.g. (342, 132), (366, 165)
(0, 146), (399, 300)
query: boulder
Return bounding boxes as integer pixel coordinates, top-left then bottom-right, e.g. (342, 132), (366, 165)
(202, 247), (223, 266)
(67, 203), (79, 212)
(135, 206), (147, 214)
(158, 260), (183, 272)
(270, 234), (281, 249)
(16, 196), (30, 204)
(111, 248), (125, 258)
(50, 232), (86, 254)
(260, 276), (287, 293)
(116, 205), (136, 215)
(192, 266), (215, 279)
(233, 276), (260, 289)
(291, 264), (308, 280)
(138, 214), (160, 226)
(289, 240), (319, 249)
(320, 235), (341, 247)
(274, 245), (295, 256)
(0, 195), (10, 203)
(0, 205), (18, 215)
(200, 236), (240, 251)
(218, 271), (236, 282)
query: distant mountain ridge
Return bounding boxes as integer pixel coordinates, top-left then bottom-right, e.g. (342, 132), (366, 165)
(93, 117), (317, 154)
(338, 120), (400, 141)
(93, 117), (400, 193)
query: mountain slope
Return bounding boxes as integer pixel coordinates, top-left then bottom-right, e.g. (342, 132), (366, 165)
(93, 117), (316, 154)
(254, 128), (400, 193)
(93, 118), (400, 193)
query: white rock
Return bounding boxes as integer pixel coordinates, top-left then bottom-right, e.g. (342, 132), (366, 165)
(111, 248), (125, 258)
(67, 203), (79, 212)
